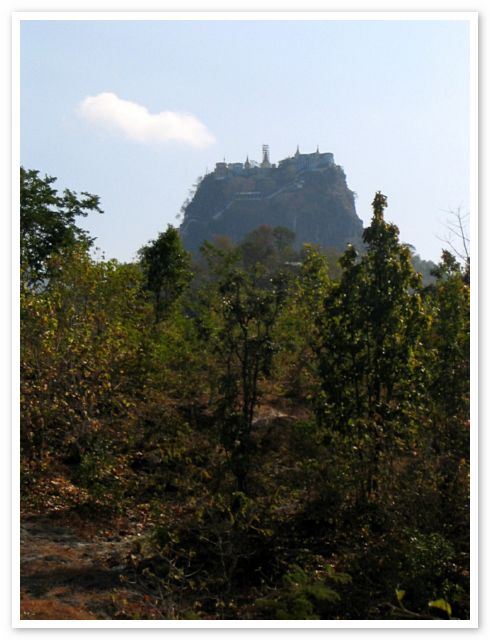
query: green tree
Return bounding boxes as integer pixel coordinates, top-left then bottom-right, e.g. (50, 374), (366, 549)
(139, 226), (192, 322)
(356, 192), (424, 411)
(20, 167), (102, 283)
(274, 244), (332, 399)
(21, 248), (152, 461)
(239, 225), (296, 274)
(315, 193), (425, 500)
(202, 259), (288, 494)
(425, 249), (470, 439)
(422, 249), (470, 549)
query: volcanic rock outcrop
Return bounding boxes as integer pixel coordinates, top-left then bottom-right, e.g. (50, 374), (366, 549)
(180, 145), (364, 253)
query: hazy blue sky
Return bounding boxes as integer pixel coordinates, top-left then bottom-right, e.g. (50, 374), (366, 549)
(20, 18), (471, 263)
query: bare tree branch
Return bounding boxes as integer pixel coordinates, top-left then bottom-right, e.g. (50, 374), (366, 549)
(437, 207), (470, 263)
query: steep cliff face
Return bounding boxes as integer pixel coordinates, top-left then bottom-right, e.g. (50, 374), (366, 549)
(179, 150), (364, 253)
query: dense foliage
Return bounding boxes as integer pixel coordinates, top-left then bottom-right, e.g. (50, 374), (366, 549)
(20, 171), (471, 620)
(20, 167), (103, 284)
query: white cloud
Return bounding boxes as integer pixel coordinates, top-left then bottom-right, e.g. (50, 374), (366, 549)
(79, 92), (215, 148)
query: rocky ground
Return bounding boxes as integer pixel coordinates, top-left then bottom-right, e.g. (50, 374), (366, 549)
(19, 405), (305, 621)
(19, 473), (159, 621)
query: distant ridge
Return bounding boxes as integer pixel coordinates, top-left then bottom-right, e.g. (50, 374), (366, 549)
(179, 146), (364, 253)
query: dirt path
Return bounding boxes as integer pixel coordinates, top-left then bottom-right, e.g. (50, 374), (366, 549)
(20, 512), (153, 620)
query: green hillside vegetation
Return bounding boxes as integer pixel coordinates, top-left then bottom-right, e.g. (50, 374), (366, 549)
(20, 168), (470, 620)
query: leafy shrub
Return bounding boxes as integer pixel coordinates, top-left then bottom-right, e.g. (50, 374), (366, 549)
(256, 564), (351, 619)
